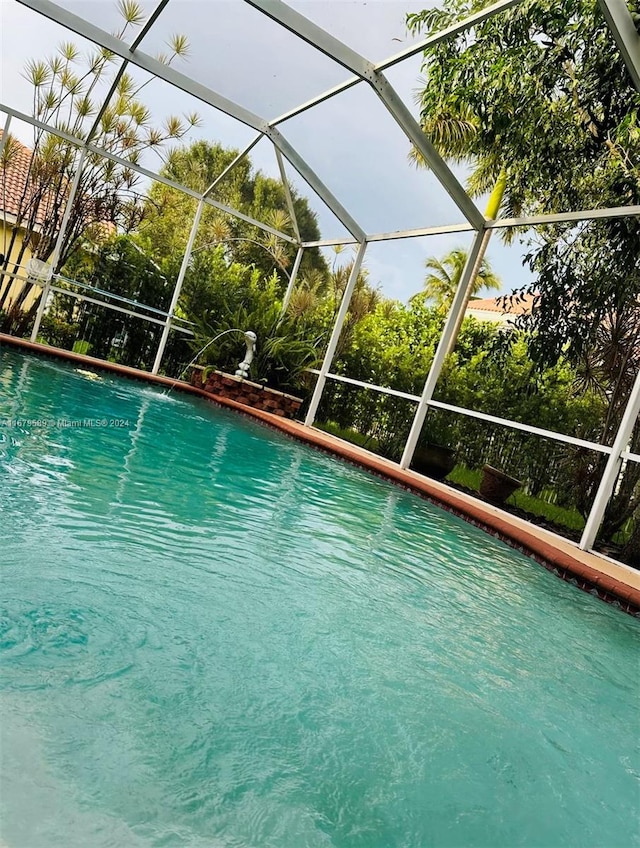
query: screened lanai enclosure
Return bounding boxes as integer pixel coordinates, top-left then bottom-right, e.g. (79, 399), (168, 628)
(2, 2), (640, 846)
(0, 0), (639, 562)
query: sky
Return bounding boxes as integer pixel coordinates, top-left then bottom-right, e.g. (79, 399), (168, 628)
(0, 0), (536, 302)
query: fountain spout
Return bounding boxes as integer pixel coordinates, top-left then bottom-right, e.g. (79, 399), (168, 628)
(163, 328), (257, 396)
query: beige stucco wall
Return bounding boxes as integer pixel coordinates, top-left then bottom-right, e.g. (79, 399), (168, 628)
(466, 307), (517, 325)
(0, 222), (40, 312)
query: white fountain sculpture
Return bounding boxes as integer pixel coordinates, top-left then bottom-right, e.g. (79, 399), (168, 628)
(235, 331), (257, 379)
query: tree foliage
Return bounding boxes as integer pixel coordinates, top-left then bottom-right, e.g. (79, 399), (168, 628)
(138, 140), (327, 283)
(407, 0), (638, 358)
(318, 295), (604, 490)
(180, 246), (377, 395)
(408, 0), (640, 547)
(407, 0), (639, 214)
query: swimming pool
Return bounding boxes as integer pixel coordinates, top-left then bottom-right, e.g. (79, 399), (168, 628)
(1, 348), (638, 847)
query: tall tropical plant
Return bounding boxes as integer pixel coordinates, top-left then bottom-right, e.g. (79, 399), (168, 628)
(0, 0), (198, 333)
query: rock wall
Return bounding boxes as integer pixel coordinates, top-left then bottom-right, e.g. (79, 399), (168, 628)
(191, 367), (302, 419)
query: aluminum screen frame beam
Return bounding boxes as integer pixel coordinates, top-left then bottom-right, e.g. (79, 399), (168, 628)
(300, 237), (358, 248)
(244, 0), (484, 230)
(87, 0), (171, 142)
(16, 0), (268, 132)
(203, 134), (264, 198)
(242, 0), (373, 78)
(366, 223), (475, 242)
(487, 205), (640, 229)
(86, 62), (128, 143)
(270, 77), (361, 126)
(280, 246), (304, 314)
(274, 146), (301, 242)
(368, 72), (485, 230)
(270, 0), (525, 124)
(152, 197), (205, 374)
(15, 0), (365, 244)
(130, 0), (170, 50)
(376, 0), (525, 71)
(268, 127), (366, 242)
(597, 0), (640, 90)
(309, 368), (615, 456)
(400, 230), (486, 469)
(48, 284), (193, 332)
(304, 240), (368, 426)
(301, 222), (475, 247)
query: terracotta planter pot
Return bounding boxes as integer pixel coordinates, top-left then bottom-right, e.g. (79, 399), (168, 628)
(479, 464), (522, 504)
(411, 444), (456, 481)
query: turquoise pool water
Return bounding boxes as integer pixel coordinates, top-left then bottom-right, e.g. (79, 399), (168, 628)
(0, 348), (638, 848)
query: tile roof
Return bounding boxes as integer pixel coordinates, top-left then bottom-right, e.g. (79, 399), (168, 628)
(1, 132), (116, 248)
(0, 130), (50, 228)
(467, 293), (536, 316)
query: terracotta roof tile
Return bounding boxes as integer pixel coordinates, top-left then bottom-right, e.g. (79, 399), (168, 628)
(0, 130), (52, 227)
(468, 293), (536, 316)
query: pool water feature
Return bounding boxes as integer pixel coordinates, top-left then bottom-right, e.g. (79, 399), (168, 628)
(1, 348), (638, 848)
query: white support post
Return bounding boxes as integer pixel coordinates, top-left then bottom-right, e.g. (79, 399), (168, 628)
(443, 167), (505, 356)
(399, 231), (486, 469)
(304, 240), (367, 426)
(0, 113), (11, 266)
(579, 369), (640, 551)
(31, 144), (87, 342)
(443, 229), (492, 357)
(151, 197), (205, 375)
(280, 246), (303, 315)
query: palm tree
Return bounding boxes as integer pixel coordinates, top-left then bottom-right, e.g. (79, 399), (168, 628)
(416, 248), (501, 310)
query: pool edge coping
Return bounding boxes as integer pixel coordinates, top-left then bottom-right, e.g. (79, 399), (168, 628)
(2, 333), (638, 618)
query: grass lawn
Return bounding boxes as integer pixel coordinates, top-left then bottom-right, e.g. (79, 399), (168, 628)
(446, 465), (586, 532)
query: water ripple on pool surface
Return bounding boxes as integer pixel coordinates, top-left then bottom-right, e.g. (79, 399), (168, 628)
(1, 348), (639, 848)
(0, 589), (154, 691)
